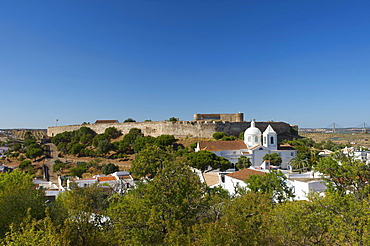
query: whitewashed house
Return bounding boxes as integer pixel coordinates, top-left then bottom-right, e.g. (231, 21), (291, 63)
(218, 167), (327, 200)
(342, 147), (370, 164)
(0, 147), (9, 157)
(195, 119), (297, 169)
(66, 171), (134, 194)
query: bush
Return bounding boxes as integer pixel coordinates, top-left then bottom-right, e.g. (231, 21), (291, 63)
(70, 166), (87, 178)
(101, 163), (119, 175)
(18, 160), (32, 170)
(213, 132), (226, 140)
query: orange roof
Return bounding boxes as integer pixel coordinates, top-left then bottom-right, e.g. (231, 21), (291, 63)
(278, 143), (295, 150)
(198, 140), (247, 151)
(226, 168), (266, 181)
(249, 145), (262, 150)
(97, 176), (117, 182)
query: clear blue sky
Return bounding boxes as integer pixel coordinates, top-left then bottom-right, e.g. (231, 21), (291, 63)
(1, 0), (370, 129)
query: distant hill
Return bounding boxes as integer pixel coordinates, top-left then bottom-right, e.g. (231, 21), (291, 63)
(0, 129), (47, 140)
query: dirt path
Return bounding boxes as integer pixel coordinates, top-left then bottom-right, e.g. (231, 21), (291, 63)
(44, 143), (59, 185)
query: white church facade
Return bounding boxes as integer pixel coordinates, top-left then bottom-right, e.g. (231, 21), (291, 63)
(195, 119), (297, 169)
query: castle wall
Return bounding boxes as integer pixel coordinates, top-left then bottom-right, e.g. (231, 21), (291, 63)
(47, 121), (293, 139)
(194, 113), (244, 122)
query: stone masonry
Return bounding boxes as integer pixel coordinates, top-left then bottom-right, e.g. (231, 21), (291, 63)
(47, 120), (294, 139)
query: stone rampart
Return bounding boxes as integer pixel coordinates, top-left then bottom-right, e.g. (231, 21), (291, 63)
(47, 121), (294, 139)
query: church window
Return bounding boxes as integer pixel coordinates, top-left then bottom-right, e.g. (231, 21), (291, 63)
(270, 136), (274, 144)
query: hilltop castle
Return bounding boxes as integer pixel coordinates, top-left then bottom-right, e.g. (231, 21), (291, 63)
(47, 113), (297, 140)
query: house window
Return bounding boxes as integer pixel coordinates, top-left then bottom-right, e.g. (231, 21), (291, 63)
(255, 136), (258, 142)
(264, 136), (267, 145)
(291, 152), (294, 156)
(248, 136), (252, 142)
(270, 136), (274, 144)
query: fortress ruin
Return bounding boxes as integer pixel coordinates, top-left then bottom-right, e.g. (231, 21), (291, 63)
(47, 114), (297, 140)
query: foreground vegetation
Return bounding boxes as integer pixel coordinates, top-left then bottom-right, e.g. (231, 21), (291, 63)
(1, 128), (370, 245)
(1, 150), (370, 245)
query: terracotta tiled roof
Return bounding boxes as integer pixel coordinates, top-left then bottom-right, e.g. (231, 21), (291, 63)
(249, 145), (262, 150)
(278, 143), (295, 150)
(198, 140), (247, 151)
(97, 176), (117, 182)
(95, 120), (119, 124)
(226, 168), (266, 181)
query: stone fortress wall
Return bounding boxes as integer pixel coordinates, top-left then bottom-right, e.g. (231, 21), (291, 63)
(47, 120), (294, 139)
(194, 113), (244, 122)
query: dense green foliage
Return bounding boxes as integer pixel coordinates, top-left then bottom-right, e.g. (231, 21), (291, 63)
(186, 150), (231, 173)
(236, 155), (252, 170)
(101, 163), (119, 175)
(263, 153), (282, 166)
(0, 171), (45, 237)
(1, 150), (370, 245)
(4, 129), (370, 245)
(244, 170), (294, 202)
(212, 132), (226, 140)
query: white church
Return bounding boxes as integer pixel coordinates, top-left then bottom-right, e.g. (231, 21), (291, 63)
(195, 119), (297, 169)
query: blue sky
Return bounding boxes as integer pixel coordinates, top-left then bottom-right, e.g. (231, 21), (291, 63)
(1, 0), (370, 129)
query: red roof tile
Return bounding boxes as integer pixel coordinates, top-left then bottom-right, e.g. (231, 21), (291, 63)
(198, 140), (248, 151)
(226, 168), (266, 181)
(97, 176), (117, 182)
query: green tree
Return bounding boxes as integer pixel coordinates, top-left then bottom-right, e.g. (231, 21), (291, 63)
(271, 199), (333, 245)
(192, 193), (274, 245)
(236, 155), (252, 170)
(104, 127), (121, 139)
(18, 160), (32, 170)
(133, 136), (156, 153)
(101, 163), (119, 175)
(245, 170), (294, 202)
(92, 134), (110, 148)
(186, 150), (231, 173)
(109, 160), (210, 245)
(53, 159), (66, 174)
(69, 166), (87, 178)
(124, 118), (136, 122)
(121, 128), (144, 150)
(0, 170), (45, 237)
(155, 134), (176, 148)
(212, 132), (226, 140)
(26, 148), (43, 160)
(130, 145), (174, 178)
(1, 211), (69, 246)
(12, 143), (22, 152)
(262, 153), (282, 166)
(53, 185), (111, 246)
(97, 139), (113, 155)
(169, 117), (177, 122)
(314, 152), (370, 201)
